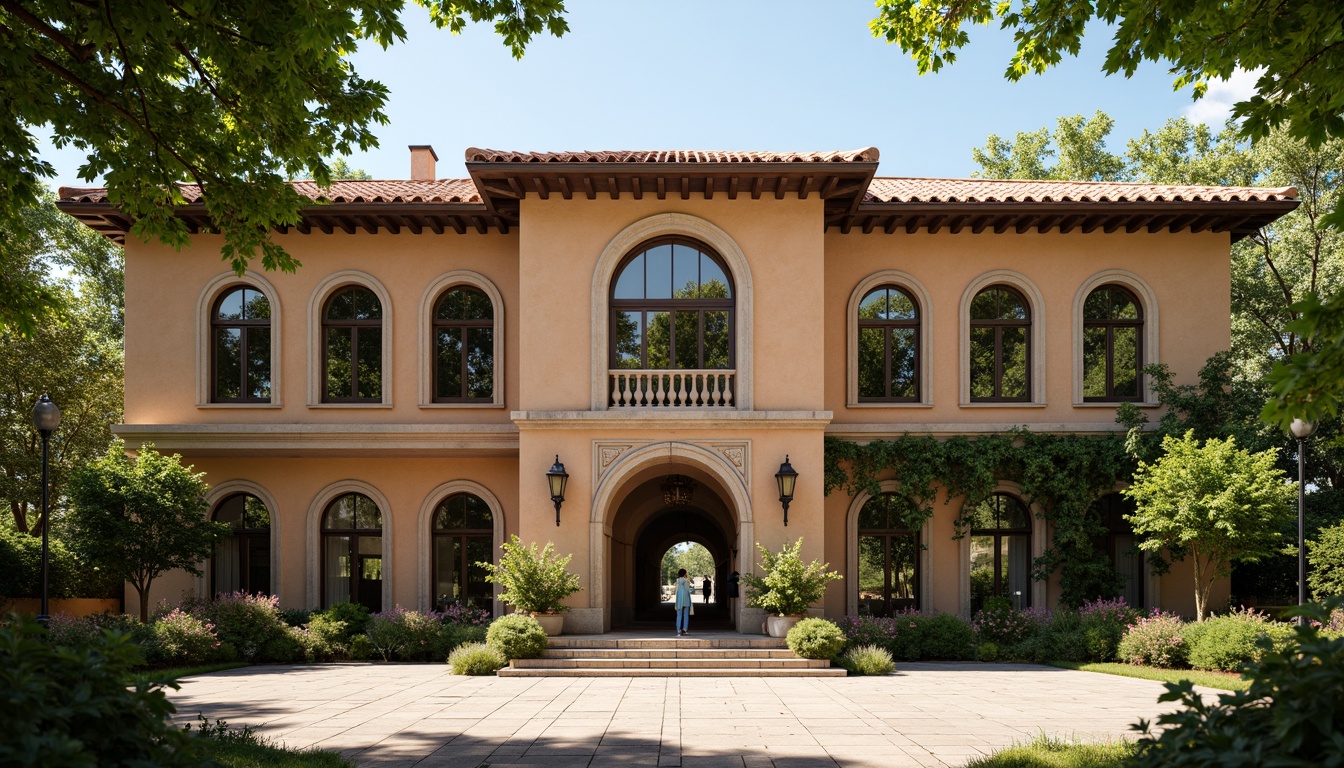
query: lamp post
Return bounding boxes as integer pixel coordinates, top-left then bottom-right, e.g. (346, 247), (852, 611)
(31, 394), (62, 627)
(775, 456), (798, 527)
(547, 455), (568, 527)
(1290, 418), (1316, 624)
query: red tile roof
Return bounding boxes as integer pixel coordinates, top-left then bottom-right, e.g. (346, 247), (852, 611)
(57, 179), (483, 205)
(864, 177), (1298, 204)
(464, 148), (881, 164)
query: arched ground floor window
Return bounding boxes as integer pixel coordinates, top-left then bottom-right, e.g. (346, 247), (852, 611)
(857, 493), (920, 615)
(969, 493), (1033, 612)
(322, 493), (383, 612)
(431, 492), (494, 614)
(212, 493), (271, 595)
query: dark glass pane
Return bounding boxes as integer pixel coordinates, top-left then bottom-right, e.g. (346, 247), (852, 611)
(463, 289), (493, 320)
(1112, 288), (1140, 320)
(674, 311), (700, 369)
(700, 254), (730, 298)
(999, 496), (1031, 529)
(969, 498), (999, 531)
(1112, 326), (1139, 397)
(972, 287), (1026, 320)
(858, 327), (885, 399)
(969, 327), (996, 399)
(214, 494), (245, 527)
(857, 535), (886, 616)
(246, 327), (271, 400)
(323, 534), (351, 607)
(436, 328), (463, 398)
(434, 495), (465, 530)
(352, 288), (381, 320)
(614, 311), (643, 368)
(244, 289), (270, 320)
(673, 244), (700, 298)
(703, 311), (729, 368)
(1114, 533), (1143, 607)
(614, 254), (644, 299)
(216, 288), (244, 320)
(354, 495), (382, 530)
(858, 289), (887, 321)
(465, 495), (493, 529)
(1094, 493), (1136, 531)
(889, 534), (918, 602)
(969, 535), (996, 613)
(243, 495), (271, 529)
(888, 289), (917, 321)
(466, 537), (493, 610)
(437, 289), (467, 320)
(890, 328), (917, 399)
(466, 328), (494, 398)
(213, 534), (240, 594)
(323, 495), (355, 529)
(1000, 326), (1028, 399)
(645, 244), (673, 299)
(326, 288), (356, 320)
(214, 328), (242, 400)
(356, 328), (382, 399)
(247, 535), (270, 594)
(325, 327), (352, 399)
(1083, 287), (1111, 320)
(434, 536), (459, 605)
(647, 311), (671, 368)
(858, 496), (889, 529)
(1005, 534), (1031, 608)
(1083, 326), (1108, 399)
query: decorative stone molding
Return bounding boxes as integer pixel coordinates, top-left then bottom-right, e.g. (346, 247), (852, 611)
(198, 479), (283, 599)
(590, 213), (754, 410)
(512, 410), (831, 430)
(846, 270), (935, 407)
(306, 270), (394, 407)
(958, 269), (1047, 406)
(112, 423), (518, 457)
(1071, 269), (1160, 406)
(417, 270), (506, 408)
(196, 272), (283, 407)
(305, 480), (395, 609)
(591, 442), (636, 488)
(844, 481), (932, 616)
(416, 480), (506, 615)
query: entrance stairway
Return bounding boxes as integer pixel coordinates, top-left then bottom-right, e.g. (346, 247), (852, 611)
(497, 632), (846, 678)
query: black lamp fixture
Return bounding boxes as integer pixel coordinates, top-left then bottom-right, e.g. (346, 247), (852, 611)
(546, 455), (569, 527)
(775, 455), (798, 527)
(31, 394), (62, 627)
(1290, 418), (1316, 624)
(661, 474), (696, 508)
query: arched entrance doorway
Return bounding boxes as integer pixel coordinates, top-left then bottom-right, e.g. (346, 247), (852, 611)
(592, 441), (755, 632)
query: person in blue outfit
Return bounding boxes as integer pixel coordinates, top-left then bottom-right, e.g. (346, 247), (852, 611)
(674, 568), (692, 636)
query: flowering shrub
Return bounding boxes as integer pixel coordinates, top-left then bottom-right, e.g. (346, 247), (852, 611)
(365, 607), (463, 661)
(44, 611), (151, 650)
(182, 591), (298, 662)
(836, 611), (975, 661)
(438, 601), (492, 627)
(150, 609), (221, 666)
(1078, 597), (1142, 662)
(972, 606), (1051, 647)
(1117, 612), (1188, 668)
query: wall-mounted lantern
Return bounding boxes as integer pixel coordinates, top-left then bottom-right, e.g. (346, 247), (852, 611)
(546, 455), (569, 527)
(775, 455), (798, 527)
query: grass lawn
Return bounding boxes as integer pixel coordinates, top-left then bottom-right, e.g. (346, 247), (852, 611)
(1048, 660), (1248, 691)
(203, 739), (354, 767)
(130, 661), (249, 686)
(965, 735), (1136, 767)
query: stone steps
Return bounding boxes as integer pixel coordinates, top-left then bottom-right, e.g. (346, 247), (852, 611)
(497, 635), (846, 678)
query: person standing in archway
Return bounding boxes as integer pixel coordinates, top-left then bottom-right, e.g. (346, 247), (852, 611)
(674, 568), (692, 636)
(703, 574), (713, 606)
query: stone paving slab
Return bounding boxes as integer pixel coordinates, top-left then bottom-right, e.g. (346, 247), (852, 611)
(168, 661), (1217, 767)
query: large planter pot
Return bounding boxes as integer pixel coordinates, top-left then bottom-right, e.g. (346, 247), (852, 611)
(766, 615), (802, 638)
(533, 613), (565, 636)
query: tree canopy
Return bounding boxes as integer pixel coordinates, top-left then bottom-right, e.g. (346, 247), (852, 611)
(0, 0), (569, 333)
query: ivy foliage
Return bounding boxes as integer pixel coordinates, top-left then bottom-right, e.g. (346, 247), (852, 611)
(824, 429), (1134, 608)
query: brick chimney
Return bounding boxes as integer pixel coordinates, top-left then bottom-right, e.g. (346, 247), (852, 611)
(409, 145), (438, 180)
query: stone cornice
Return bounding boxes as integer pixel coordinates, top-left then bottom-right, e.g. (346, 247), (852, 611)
(511, 410), (833, 430)
(825, 421), (1148, 441)
(112, 423), (519, 457)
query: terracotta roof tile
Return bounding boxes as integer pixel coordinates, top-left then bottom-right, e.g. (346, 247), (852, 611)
(864, 177), (1298, 204)
(464, 148), (881, 164)
(57, 179), (483, 205)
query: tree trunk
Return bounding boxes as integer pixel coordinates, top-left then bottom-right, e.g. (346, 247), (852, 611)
(136, 583), (150, 623)
(1192, 545), (1208, 621)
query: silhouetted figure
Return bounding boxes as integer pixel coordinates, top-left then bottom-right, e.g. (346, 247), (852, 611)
(674, 568), (691, 636)
(703, 575), (713, 605)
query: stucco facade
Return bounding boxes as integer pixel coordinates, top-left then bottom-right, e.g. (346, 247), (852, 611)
(59, 145), (1298, 630)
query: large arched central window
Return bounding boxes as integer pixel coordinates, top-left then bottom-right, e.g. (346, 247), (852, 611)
(857, 493), (920, 615)
(610, 238), (734, 371)
(1083, 285), (1143, 401)
(211, 493), (271, 595)
(323, 286), (383, 402)
(321, 493), (383, 612)
(969, 286), (1031, 401)
(431, 493), (495, 613)
(969, 493), (1033, 612)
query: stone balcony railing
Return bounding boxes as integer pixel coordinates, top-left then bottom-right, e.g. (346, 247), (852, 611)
(609, 369), (736, 408)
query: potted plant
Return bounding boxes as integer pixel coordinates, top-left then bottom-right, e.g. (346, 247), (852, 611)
(478, 536), (582, 635)
(741, 538), (842, 637)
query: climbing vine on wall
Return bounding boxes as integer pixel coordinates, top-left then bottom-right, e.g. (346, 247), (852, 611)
(824, 430), (1136, 607)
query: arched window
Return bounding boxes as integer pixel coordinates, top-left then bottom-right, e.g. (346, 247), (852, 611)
(431, 493), (495, 613)
(857, 287), (920, 402)
(1083, 285), (1143, 401)
(969, 493), (1033, 611)
(212, 286), (271, 402)
(610, 238), (734, 371)
(857, 493), (920, 615)
(212, 493), (271, 595)
(321, 493), (383, 611)
(433, 287), (494, 402)
(1092, 493), (1144, 608)
(323, 286), (382, 402)
(969, 286), (1030, 402)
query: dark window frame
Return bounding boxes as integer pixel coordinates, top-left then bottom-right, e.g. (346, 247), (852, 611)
(1083, 285), (1145, 403)
(970, 285), (1032, 402)
(320, 493), (384, 611)
(210, 492), (271, 596)
(969, 493), (1033, 609)
(322, 286), (383, 403)
(857, 286), (921, 403)
(609, 237), (736, 370)
(430, 492), (495, 613)
(857, 493), (921, 615)
(1093, 492), (1146, 607)
(432, 286), (495, 403)
(211, 286), (272, 403)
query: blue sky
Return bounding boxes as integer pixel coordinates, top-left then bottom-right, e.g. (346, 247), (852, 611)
(40, 1), (1253, 186)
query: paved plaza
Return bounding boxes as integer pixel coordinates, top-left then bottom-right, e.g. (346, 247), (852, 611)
(167, 658), (1215, 768)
